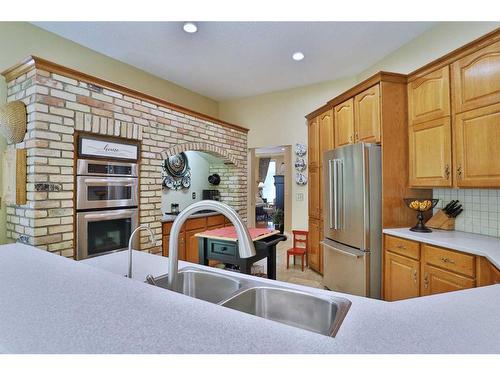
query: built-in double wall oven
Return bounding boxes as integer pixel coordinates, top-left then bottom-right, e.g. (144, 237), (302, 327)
(75, 135), (140, 260)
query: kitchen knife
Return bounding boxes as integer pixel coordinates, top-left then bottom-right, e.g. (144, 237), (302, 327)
(448, 204), (462, 217)
(446, 201), (460, 214)
(443, 200), (455, 212)
(450, 208), (463, 218)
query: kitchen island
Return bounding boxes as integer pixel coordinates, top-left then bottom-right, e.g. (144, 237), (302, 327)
(1, 243), (500, 354)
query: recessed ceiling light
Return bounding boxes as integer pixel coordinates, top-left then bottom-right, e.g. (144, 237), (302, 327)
(292, 52), (305, 61)
(183, 22), (198, 34)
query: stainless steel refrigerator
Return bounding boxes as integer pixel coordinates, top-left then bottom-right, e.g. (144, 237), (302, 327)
(321, 143), (381, 298)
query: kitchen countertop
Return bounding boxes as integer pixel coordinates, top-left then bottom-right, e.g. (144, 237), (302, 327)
(1, 243), (500, 354)
(383, 228), (500, 269)
(161, 211), (222, 223)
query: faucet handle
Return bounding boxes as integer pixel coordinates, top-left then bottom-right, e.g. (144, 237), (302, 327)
(145, 274), (157, 286)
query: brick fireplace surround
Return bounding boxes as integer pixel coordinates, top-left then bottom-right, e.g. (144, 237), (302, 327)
(1, 56), (248, 257)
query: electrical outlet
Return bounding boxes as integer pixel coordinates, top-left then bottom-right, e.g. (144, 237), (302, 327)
(296, 193), (304, 201)
(192, 192), (196, 199)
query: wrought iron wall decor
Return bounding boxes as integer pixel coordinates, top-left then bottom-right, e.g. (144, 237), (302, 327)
(162, 152), (192, 190)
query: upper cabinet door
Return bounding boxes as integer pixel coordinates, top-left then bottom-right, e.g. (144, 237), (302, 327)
(334, 98), (354, 148)
(308, 117), (320, 168)
(319, 109), (334, 160)
(354, 84), (381, 143)
(454, 102), (500, 187)
(408, 66), (451, 125)
(409, 117), (452, 187)
(451, 40), (500, 114)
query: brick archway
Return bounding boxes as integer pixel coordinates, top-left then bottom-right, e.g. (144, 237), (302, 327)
(160, 142), (241, 168)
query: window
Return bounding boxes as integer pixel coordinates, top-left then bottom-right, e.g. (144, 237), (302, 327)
(262, 161), (276, 203)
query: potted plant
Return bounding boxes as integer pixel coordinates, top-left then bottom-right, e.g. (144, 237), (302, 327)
(272, 209), (284, 234)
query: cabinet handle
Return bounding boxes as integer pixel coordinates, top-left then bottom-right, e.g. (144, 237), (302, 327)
(355, 132), (359, 141)
(445, 164), (450, 179)
(424, 274), (429, 289)
(440, 256), (455, 264)
(457, 165), (462, 179)
(349, 135), (353, 143)
(396, 244), (406, 249)
(413, 269), (417, 283)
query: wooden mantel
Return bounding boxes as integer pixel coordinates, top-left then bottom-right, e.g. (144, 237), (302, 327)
(1, 55), (249, 134)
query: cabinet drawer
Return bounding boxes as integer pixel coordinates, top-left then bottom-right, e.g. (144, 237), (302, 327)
(423, 244), (475, 277)
(162, 221), (173, 235)
(385, 235), (420, 260)
(209, 241), (237, 258)
(207, 214), (225, 227)
(185, 217), (207, 230)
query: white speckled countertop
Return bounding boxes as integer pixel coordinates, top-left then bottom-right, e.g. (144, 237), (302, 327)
(383, 228), (500, 268)
(1, 243), (500, 354)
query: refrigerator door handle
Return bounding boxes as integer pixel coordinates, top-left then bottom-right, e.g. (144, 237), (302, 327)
(328, 159), (336, 229)
(337, 159), (344, 230)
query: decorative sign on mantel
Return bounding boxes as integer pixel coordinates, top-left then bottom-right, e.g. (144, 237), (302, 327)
(78, 136), (138, 161)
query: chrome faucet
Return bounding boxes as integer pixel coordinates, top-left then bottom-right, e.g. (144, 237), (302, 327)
(168, 200), (256, 291)
(127, 224), (155, 278)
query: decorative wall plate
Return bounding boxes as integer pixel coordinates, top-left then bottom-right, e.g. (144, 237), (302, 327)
(294, 158), (306, 172)
(295, 143), (307, 157)
(162, 152), (191, 190)
(296, 172), (307, 185)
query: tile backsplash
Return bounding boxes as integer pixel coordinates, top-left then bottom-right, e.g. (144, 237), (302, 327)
(432, 189), (500, 237)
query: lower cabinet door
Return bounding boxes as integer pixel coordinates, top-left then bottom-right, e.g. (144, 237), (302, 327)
(186, 228), (206, 264)
(421, 264), (475, 296)
(308, 218), (320, 272)
(165, 235), (186, 260)
(384, 251), (420, 301)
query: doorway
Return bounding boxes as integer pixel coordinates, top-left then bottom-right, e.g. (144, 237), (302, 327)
(247, 145), (292, 234)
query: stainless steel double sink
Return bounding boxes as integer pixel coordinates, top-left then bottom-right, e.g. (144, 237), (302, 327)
(148, 266), (351, 337)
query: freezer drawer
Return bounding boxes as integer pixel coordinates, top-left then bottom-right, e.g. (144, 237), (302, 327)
(322, 239), (369, 297)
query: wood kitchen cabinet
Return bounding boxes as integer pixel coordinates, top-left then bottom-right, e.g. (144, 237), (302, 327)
(334, 98), (355, 148)
(307, 72), (425, 272)
(308, 218), (320, 272)
(308, 116), (320, 168)
(408, 117), (452, 187)
(451, 40), (500, 114)
(454, 102), (500, 187)
(307, 107), (334, 273)
(421, 264), (475, 296)
(407, 30), (500, 188)
(408, 66), (450, 125)
(308, 166), (320, 220)
(383, 234), (499, 300)
(354, 85), (381, 143)
(384, 251), (420, 301)
(162, 214), (226, 264)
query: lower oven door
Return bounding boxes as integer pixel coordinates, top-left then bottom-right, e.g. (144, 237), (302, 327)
(76, 208), (139, 260)
(76, 176), (138, 210)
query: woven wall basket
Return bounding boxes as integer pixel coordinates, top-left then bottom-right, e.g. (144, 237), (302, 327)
(0, 101), (27, 144)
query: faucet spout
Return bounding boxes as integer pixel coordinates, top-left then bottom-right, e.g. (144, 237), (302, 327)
(127, 224), (155, 278)
(167, 201), (256, 291)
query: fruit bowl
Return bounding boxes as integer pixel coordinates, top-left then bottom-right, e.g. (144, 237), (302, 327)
(403, 198), (439, 233)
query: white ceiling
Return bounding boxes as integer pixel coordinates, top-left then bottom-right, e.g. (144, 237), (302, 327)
(33, 22), (436, 101)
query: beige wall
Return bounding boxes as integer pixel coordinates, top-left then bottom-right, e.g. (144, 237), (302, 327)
(0, 22), (219, 117)
(357, 21), (500, 80)
(218, 22), (499, 231)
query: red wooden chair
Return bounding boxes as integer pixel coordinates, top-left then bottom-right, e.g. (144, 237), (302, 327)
(286, 230), (309, 272)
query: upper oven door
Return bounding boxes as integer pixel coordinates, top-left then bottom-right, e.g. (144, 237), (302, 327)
(76, 176), (138, 210)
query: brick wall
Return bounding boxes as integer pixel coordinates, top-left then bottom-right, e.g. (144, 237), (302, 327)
(5, 66), (248, 257)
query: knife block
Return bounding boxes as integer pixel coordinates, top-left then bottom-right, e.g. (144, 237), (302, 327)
(426, 209), (455, 230)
